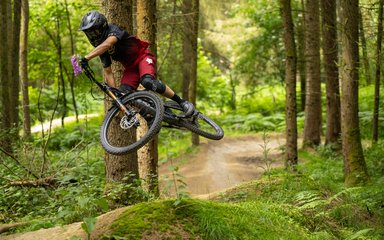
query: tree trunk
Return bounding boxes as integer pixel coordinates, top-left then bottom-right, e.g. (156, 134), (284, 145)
(64, 0), (79, 123)
(20, 0), (31, 139)
(372, 0), (383, 144)
(280, 0), (298, 170)
(321, 0), (341, 147)
(182, 0), (192, 101)
(359, 8), (372, 86)
(298, 0), (306, 112)
(54, 11), (67, 128)
(182, 0), (200, 145)
(136, 0), (159, 196)
(303, 0), (321, 148)
(10, 0), (21, 136)
(101, 0), (139, 186)
(1, 0), (14, 152)
(339, 0), (369, 186)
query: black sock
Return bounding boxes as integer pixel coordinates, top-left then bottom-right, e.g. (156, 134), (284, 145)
(171, 94), (184, 104)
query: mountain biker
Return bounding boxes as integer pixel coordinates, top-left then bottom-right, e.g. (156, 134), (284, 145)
(79, 10), (195, 116)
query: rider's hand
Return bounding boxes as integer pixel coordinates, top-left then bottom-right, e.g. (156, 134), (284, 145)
(80, 57), (89, 68)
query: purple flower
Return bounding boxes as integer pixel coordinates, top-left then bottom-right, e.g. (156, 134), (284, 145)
(71, 55), (82, 77)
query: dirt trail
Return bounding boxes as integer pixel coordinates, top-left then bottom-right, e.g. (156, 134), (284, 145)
(2, 134), (286, 240)
(159, 134), (285, 198)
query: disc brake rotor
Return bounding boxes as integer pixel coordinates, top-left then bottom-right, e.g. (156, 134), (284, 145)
(120, 115), (138, 129)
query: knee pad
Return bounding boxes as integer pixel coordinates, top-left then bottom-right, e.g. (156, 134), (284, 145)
(141, 74), (166, 94)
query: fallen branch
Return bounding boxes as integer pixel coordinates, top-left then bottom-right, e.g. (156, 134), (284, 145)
(0, 222), (30, 234)
(0, 147), (38, 179)
(7, 177), (57, 188)
(6, 177), (78, 188)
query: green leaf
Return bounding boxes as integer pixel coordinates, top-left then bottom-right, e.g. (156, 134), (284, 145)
(96, 198), (109, 211)
(81, 217), (97, 235)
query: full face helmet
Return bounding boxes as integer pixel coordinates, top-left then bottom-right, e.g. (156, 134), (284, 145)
(79, 11), (108, 46)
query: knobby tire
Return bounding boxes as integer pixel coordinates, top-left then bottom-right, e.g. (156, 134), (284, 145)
(100, 91), (164, 155)
(164, 101), (224, 140)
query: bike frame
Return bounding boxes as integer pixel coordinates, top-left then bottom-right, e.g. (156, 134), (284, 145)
(79, 61), (194, 130)
(81, 64), (132, 115)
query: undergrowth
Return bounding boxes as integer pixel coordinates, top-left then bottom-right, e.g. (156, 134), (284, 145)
(1, 83), (384, 238)
(211, 145), (384, 240)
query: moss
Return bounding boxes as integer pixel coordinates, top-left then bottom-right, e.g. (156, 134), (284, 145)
(105, 198), (319, 240)
(107, 200), (201, 239)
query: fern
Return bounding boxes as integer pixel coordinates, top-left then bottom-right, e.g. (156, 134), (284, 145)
(345, 228), (374, 240)
(294, 191), (327, 210)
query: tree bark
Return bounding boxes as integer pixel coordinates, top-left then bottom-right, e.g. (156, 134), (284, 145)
(359, 9), (372, 86)
(321, 0), (341, 147)
(101, 0), (139, 185)
(298, 0), (306, 112)
(182, 0), (200, 145)
(372, 0), (383, 143)
(182, 0), (192, 101)
(339, 0), (369, 186)
(64, 0), (79, 123)
(136, 0), (159, 196)
(280, 0), (298, 170)
(20, 0), (31, 139)
(303, 0), (322, 148)
(54, 10), (67, 128)
(0, 0), (14, 152)
(9, 0), (21, 135)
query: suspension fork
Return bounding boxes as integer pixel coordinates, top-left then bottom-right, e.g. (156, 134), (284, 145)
(106, 89), (124, 111)
(105, 89), (137, 120)
(82, 65), (130, 115)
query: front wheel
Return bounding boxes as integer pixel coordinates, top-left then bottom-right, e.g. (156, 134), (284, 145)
(100, 91), (164, 155)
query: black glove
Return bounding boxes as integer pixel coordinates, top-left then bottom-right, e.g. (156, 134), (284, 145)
(80, 57), (89, 68)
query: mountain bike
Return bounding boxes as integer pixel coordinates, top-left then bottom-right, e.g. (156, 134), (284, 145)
(71, 55), (224, 155)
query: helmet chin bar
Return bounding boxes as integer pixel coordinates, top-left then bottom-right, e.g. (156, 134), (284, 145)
(85, 28), (107, 46)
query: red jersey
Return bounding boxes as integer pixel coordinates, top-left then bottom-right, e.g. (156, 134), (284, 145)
(99, 24), (150, 69)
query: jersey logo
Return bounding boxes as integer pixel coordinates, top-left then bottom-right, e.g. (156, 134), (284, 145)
(108, 45), (116, 54)
(145, 58), (153, 65)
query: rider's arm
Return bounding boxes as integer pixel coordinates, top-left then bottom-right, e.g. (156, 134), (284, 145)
(103, 66), (116, 88)
(84, 36), (118, 61)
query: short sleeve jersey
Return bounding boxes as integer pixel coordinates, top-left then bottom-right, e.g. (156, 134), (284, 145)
(99, 24), (149, 69)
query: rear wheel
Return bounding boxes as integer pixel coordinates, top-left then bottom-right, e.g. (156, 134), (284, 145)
(164, 101), (224, 140)
(100, 91), (164, 155)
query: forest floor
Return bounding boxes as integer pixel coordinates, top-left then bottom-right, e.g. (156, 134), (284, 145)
(2, 133), (287, 240)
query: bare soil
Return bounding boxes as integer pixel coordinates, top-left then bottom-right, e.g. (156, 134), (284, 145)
(2, 134), (285, 240)
(159, 133), (285, 198)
